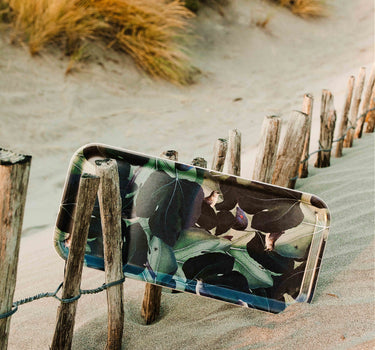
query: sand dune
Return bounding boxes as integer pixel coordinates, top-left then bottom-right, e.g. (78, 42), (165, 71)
(1, 0), (374, 348)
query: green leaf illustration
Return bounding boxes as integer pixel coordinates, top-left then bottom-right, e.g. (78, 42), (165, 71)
(273, 225), (313, 259)
(173, 228), (232, 261)
(148, 236), (178, 276)
(228, 247), (277, 289)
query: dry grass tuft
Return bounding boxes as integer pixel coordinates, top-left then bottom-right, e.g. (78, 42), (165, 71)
(89, 0), (196, 84)
(274, 0), (327, 18)
(2, 0), (99, 55)
(0, 0), (198, 84)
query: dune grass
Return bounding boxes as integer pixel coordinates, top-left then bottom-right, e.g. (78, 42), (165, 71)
(0, 0), (197, 84)
(273, 0), (327, 18)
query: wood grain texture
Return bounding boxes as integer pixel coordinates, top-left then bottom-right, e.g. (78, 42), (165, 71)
(315, 90), (337, 168)
(252, 115), (281, 183)
(335, 76), (355, 157)
(0, 149), (31, 350)
(211, 138), (228, 172)
(191, 157), (207, 168)
(298, 94), (314, 178)
(228, 129), (241, 176)
(364, 87), (375, 133)
(344, 67), (366, 147)
(96, 159), (125, 350)
(355, 63), (375, 138)
(51, 174), (100, 350)
(271, 111), (309, 188)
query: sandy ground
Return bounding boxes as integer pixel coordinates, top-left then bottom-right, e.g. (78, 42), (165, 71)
(1, 0), (374, 348)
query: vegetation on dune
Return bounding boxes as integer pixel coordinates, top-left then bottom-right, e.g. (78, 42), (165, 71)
(184, 0), (227, 13)
(272, 0), (327, 18)
(0, 0), (327, 83)
(0, 0), (197, 84)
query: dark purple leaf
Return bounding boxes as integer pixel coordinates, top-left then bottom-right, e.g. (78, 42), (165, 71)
(246, 232), (294, 274)
(215, 211), (235, 235)
(250, 199), (304, 233)
(197, 201), (217, 230)
(203, 271), (250, 293)
(232, 206), (248, 230)
(124, 223), (148, 268)
(182, 252), (234, 280)
(136, 171), (203, 247)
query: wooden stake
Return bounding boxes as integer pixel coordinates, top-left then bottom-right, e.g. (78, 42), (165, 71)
(0, 149), (31, 350)
(271, 111), (309, 188)
(335, 76), (355, 158)
(298, 94), (314, 178)
(344, 67), (366, 147)
(211, 138), (228, 172)
(355, 64), (375, 138)
(51, 174), (100, 350)
(228, 129), (241, 176)
(252, 115), (281, 183)
(315, 90), (337, 168)
(141, 150), (178, 324)
(160, 150), (178, 161)
(191, 157), (207, 168)
(96, 159), (124, 350)
(364, 87), (375, 133)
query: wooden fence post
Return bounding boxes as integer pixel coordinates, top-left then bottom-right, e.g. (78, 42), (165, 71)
(0, 149), (31, 350)
(191, 157), (208, 168)
(252, 115), (281, 183)
(96, 159), (125, 350)
(271, 111), (309, 188)
(51, 174), (100, 350)
(228, 129), (241, 176)
(335, 76), (355, 158)
(141, 150), (178, 325)
(355, 63), (375, 138)
(160, 150), (178, 161)
(211, 138), (228, 172)
(298, 94), (314, 178)
(344, 67), (366, 147)
(364, 87), (375, 133)
(315, 90), (337, 168)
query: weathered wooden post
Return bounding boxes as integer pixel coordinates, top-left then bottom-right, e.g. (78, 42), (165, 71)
(0, 149), (31, 350)
(364, 87), (375, 133)
(271, 111), (309, 188)
(192, 157), (208, 168)
(141, 150), (178, 325)
(315, 90), (337, 168)
(252, 115), (281, 183)
(355, 64), (375, 138)
(211, 138), (228, 172)
(298, 94), (314, 178)
(51, 174), (100, 350)
(160, 150), (178, 161)
(344, 67), (366, 147)
(96, 159), (125, 350)
(335, 76), (355, 158)
(228, 129), (241, 176)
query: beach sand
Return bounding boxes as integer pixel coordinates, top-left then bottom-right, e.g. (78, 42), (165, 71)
(1, 0), (374, 348)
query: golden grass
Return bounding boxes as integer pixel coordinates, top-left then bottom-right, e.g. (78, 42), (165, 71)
(274, 0), (327, 18)
(2, 0), (99, 54)
(89, 0), (196, 84)
(0, 0), (197, 84)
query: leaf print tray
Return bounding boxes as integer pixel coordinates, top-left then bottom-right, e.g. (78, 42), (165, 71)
(54, 144), (330, 313)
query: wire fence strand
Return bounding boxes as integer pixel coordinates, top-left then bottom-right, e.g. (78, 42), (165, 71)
(1, 107), (374, 321)
(0, 277), (125, 320)
(299, 106), (375, 165)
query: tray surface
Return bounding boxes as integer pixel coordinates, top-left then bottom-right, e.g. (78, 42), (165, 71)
(54, 144), (330, 313)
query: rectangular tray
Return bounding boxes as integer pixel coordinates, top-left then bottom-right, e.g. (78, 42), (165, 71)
(54, 144), (330, 313)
